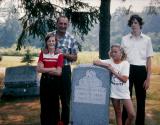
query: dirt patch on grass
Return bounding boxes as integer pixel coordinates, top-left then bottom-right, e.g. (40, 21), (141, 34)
(0, 98), (40, 125)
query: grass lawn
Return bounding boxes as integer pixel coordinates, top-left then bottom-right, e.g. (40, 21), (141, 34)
(0, 54), (160, 125)
(0, 75), (159, 125)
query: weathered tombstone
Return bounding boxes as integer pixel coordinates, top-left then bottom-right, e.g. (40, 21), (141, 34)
(2, 65), (39, 97)
(71, 64), (111, 125)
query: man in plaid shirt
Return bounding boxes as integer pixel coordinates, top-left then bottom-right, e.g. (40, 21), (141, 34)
(52, 16), (78, 125)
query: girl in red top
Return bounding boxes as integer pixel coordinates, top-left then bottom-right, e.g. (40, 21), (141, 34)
(37, 33), (63, 125)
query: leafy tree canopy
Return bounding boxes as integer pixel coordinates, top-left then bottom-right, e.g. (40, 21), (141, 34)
(16, 0), (99, 50)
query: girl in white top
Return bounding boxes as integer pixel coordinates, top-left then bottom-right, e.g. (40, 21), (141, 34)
(93, 44), (135, 125)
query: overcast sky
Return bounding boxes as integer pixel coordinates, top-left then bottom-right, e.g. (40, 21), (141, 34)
(81, 0), (151, 13)
(0, 0), (152, 13)
(0, 0), (153, 23)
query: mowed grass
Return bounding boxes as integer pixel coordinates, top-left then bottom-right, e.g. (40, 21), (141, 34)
(0, 52), (160, 125)
(0, 56), (38, 67)
(0, 52), (160, 74)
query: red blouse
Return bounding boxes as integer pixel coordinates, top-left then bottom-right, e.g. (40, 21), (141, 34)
(38, 51), (63, 68)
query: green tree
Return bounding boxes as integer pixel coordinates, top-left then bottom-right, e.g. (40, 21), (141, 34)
(16, 0), (112, 59)
(15, 0), (99, 50)
(21, 48), (34, 65)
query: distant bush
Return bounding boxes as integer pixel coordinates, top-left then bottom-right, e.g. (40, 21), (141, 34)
(21, 49), (35, 65)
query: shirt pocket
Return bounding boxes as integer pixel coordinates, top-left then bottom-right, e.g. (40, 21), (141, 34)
(138, 46), (147, 59)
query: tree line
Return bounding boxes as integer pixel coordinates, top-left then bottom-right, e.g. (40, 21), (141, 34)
(0, 6), (160, 52)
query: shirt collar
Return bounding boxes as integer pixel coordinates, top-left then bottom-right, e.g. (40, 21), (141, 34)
(53, 31), (69, 38)
(129, 32), (144, 39)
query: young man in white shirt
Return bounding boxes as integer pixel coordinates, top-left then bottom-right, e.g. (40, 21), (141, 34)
(121, 15), (153, 125)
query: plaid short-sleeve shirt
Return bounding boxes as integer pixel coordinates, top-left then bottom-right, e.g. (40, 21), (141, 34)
(52, 31), (78, 65)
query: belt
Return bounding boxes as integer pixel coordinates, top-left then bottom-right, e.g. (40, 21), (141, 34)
(42, 73), (56, 79)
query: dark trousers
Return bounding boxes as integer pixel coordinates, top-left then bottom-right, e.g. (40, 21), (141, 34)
(40, 74), (61, 125)
(122, 65), (147, 125)
(60, 65), (71, 125)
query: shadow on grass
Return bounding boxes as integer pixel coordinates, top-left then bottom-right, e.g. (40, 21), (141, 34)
(146, 109), (160, 125)
(0, 96), (40, 125)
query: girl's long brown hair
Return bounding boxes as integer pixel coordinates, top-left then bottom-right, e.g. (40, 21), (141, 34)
(43, 32), (57, 54)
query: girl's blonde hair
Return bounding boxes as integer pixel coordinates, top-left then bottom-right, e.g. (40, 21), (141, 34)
(109, 44), (127, 61)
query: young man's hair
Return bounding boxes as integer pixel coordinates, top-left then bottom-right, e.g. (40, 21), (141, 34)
(128, 14), (144, 29)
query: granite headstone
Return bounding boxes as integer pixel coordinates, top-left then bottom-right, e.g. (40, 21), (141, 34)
(71, 64), (111, 125)
(2, 65), (39, 97)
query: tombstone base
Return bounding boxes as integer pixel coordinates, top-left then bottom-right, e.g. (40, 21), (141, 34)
(1, 86), (39, 98)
